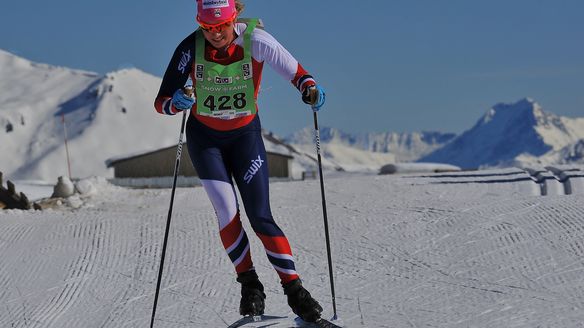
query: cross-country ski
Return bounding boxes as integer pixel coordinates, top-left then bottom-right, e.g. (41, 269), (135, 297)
(227, 315), (343, 328)
(227, 314), (290, 328)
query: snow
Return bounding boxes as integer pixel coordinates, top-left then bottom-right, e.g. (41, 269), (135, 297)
(0, 50), (183, 181)
(291, 142), (396, 173)
(2, 168), (584, 327)
(420, 98), (584, 169)
(9, 180), (55, 202)
(285, 126), (455, 163)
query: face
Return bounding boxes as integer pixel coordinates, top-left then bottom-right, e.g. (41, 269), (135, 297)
(201, 21), (236, 50)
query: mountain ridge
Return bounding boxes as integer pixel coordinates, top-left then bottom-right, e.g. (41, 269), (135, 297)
(285, 127), (456, 163)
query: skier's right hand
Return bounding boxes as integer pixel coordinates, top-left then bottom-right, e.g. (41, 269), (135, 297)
(302, 85), (326, 111)
(171, 89), (196, 110)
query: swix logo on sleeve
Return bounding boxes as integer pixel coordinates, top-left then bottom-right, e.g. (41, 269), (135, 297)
(202, 0), (229, 9)
(244, 155), (264, 184)
(178, 50), (192, 74)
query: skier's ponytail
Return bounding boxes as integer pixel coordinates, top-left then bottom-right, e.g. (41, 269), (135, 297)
(235, 0), (245, 14)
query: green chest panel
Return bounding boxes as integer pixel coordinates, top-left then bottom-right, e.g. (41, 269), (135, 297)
(194, 19), (258, 120)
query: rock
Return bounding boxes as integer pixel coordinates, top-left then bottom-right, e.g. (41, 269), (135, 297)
(51, 176), (75, 198)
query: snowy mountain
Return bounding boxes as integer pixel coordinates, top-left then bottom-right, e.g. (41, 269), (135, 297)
(419, 98), (584, 169)
(286, 126), (455, 163)
(0, 49), (185, 181)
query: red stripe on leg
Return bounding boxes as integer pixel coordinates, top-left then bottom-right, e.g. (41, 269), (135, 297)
(235, 251), (254, 274)
(278, 272), (300, 284)
(256, 233), (293, 256)
(219, 212), (242, 249)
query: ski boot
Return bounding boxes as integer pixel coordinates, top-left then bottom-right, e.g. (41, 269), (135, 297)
(283, 279), (323, 322)
(237, 270), (266, 316)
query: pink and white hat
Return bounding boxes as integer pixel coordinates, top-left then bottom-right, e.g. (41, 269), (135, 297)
(196, 0), (237, 25)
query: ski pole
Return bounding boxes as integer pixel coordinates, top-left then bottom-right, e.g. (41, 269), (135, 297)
(312, 110), (338, 320)
(150, 87), (192, 328)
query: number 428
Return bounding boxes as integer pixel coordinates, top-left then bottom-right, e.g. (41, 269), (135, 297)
(203, 93), (247, 111)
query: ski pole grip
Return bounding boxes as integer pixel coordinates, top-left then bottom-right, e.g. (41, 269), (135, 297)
(183, 86), (194, 98)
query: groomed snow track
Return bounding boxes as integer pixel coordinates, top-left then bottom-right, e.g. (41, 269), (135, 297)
(1, 168), (584, 327)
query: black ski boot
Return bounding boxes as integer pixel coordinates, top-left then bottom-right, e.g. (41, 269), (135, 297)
(283, 279), (323, 322)
(237, 270), (266, 316)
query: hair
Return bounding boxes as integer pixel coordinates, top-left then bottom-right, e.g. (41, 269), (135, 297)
(235, 0), (245, 14)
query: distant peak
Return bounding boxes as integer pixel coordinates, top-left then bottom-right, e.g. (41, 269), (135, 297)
(478, 98), (549, 127)
(493, 97), (538, 111)
(517, 97), (542, 110)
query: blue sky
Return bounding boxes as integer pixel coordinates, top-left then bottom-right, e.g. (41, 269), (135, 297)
(1, 0), (583, 136)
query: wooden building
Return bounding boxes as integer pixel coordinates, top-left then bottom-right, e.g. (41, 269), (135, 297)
(106, 143), (293, 180)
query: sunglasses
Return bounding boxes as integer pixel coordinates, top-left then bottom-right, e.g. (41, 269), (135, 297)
(200, 20), (234, 33)
(198, 12), (237, 33)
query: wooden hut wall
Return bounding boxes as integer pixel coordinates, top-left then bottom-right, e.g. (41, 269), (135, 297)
(113, 147), (196, 178)
(112, 149), (291, 179)
(266, 153), (290, 178)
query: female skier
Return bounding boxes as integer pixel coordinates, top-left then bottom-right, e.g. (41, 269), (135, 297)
(154, 0), (326, 322)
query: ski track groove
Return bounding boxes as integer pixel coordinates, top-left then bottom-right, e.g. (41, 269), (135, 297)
(13, 219), (90, 328)
(40, 218), (105, 327)
(96, 213), (160, 328)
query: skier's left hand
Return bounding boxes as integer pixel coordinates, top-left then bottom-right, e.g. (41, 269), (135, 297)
(302, 85), (326, 111)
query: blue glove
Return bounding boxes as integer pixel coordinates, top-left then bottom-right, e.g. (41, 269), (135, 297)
(302, 85), (326, 111)
(172, 88), (195, 110)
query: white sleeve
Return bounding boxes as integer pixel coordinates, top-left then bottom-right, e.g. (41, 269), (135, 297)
(250, 28), (299, 81)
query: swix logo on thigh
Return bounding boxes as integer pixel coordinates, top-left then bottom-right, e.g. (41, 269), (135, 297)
(244, 155), (264, 184)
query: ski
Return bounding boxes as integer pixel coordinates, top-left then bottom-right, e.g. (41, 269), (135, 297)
(226, 315), (343, 328)
(227, 314), (290, 328)
(294, 317), (343, 328)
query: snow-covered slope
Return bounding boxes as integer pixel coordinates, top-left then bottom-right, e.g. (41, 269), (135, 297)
(419, 98), (584, 169)
(0, 50), (184, 180)
(263, 130), (395, 176)
(1, 49), (98, 179)
(286, 126), (455, 163)
(291, 142), (395, 173)
(516, 139), (584, 166)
